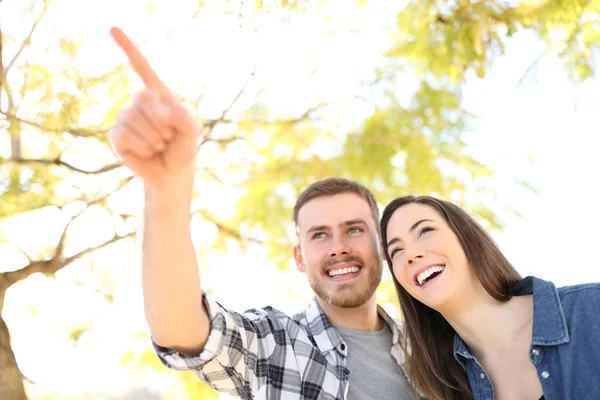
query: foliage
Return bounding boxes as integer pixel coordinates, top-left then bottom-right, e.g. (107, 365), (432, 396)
(0, 0), (598, 398)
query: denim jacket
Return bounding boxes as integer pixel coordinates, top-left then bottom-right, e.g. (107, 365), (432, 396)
(453, 276), (600, 400)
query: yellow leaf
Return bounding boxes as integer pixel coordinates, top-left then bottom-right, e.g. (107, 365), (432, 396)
(59, 38), (80, 58)
(146, 0), (156, 16)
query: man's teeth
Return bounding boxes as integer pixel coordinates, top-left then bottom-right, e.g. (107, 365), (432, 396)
(417, 265), (445, 286)
(328, 266), (360, 277)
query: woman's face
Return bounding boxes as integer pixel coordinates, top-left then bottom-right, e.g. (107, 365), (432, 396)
(385, 203), (479, 311)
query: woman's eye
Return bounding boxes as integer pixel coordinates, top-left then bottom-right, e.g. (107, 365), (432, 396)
(390, 248), (404, 259)
(419, 227), (434, 237)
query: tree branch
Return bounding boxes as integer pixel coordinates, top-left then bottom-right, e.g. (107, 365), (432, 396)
(0, 110), (110, 137)
(0, 239), (31, 265)
(53, 206), (88, 262)
(222, 68), (257, 118)
(516, 49), (547, 87)
(0, 156), (122, 175)
(2, 231), (135, 287)
(4, 1), (49, 77)
(202, 67), (257, 142)
(203, 135), (246, 145)
(194, 209), (263, 245)
(0, 15), (4, 111)
(64, 232), (135, 266)
(84, 175), (135, 204)
(199, 168), (225, 185)
(202, 101), (332, 131)
(25, 175), (135, 215)
(0, 179), (135, 285)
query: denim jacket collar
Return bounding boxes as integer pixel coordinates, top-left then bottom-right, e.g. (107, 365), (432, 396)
(453, 276), (570, 366)
(513, 276), (570, 346)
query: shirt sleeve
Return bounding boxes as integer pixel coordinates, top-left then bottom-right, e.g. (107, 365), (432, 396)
(152, 292), (276, 397)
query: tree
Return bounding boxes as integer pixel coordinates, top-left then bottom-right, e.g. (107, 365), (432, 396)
(0, 0), (598, 398)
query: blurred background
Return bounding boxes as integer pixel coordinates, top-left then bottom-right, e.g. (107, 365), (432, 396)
(1, 0), (599, 398)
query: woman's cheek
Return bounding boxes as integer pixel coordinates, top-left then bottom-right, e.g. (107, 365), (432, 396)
(393, 263), (406, 286)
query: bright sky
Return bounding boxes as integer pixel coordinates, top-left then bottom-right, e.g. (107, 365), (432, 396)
(1, 0), (599, 399)
(462, 33), (600, 286)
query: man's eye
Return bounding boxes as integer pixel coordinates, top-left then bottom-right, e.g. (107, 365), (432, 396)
(390, 248), (404, 259)
(311, 232), (327, 240)
(348, 227), (363, 234)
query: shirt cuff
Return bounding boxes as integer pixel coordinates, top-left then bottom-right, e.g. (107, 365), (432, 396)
(152, 292), (228, 371)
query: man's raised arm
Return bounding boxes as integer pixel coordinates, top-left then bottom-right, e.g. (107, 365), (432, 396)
(109, 27), (209, 356)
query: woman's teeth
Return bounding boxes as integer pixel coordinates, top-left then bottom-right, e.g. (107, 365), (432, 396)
(417, 265), (445, 286)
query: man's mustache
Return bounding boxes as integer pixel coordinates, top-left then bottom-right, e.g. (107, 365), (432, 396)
(322, 255), (364, 270)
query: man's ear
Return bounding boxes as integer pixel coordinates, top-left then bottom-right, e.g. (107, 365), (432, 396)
(293, 244), (305, 273)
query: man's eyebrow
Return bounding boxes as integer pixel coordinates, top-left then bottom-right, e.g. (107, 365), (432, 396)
(341, 218), (367, 227)
(305, 219), (368, 235)
(385, 219), (434, 248)
(306, 225), (329, 234)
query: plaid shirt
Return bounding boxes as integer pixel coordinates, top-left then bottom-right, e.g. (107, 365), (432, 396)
(154, 292), (408, 399)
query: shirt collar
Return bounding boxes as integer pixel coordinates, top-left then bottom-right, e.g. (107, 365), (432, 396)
(303, 297), (404, 355)
(303, 297), (343, 354)
(514, 276), (570, 346)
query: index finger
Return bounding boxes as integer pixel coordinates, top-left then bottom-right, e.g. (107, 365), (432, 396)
(110, 27), (172, 99)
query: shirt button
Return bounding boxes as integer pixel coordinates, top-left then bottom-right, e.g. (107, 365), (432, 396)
(479, 373), (485, 379)
(531, 348), (540, 356)
(541, 371), (550, 379)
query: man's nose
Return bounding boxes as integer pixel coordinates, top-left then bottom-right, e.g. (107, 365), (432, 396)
(329, 236), (351, 258)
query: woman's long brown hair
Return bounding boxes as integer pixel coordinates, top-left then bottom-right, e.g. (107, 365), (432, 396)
(380, 196), (522, 400)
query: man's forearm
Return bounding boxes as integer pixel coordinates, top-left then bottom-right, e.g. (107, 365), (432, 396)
(141, 179), (210, 356)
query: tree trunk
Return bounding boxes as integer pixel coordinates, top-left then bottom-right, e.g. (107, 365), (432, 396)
(1, 14), (4, 110)
(0, 313), (28, 400)
(1, 17), (27, 387)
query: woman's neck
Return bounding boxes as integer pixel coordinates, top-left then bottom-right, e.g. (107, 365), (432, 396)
(440, 289), (534, 360)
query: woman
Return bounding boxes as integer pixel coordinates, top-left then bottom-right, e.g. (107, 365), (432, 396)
(380, 195), (600, 400)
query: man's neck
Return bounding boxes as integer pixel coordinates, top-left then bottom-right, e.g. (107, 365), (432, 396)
(317, 295), (384, 331)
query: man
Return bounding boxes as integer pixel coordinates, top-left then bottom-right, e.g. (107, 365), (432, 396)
(109, 27), (413, 399)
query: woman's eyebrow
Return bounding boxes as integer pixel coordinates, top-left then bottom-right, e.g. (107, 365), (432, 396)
(386, 219), (434, 249)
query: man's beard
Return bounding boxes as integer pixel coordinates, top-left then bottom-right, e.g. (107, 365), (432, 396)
(307, 255), (382, 308)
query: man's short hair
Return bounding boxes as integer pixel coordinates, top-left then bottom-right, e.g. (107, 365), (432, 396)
(293, 177), (380, 229)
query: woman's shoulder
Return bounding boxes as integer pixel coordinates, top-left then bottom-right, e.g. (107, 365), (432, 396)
(526, 276), (600, 317)
(556, 281), (600, 299)
(524, 275), (600, 300)
(553, 281), (600, 321)
(551, 281), (600, 354)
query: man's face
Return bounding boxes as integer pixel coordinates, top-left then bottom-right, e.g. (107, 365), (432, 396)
(294, 193), (383, 308)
